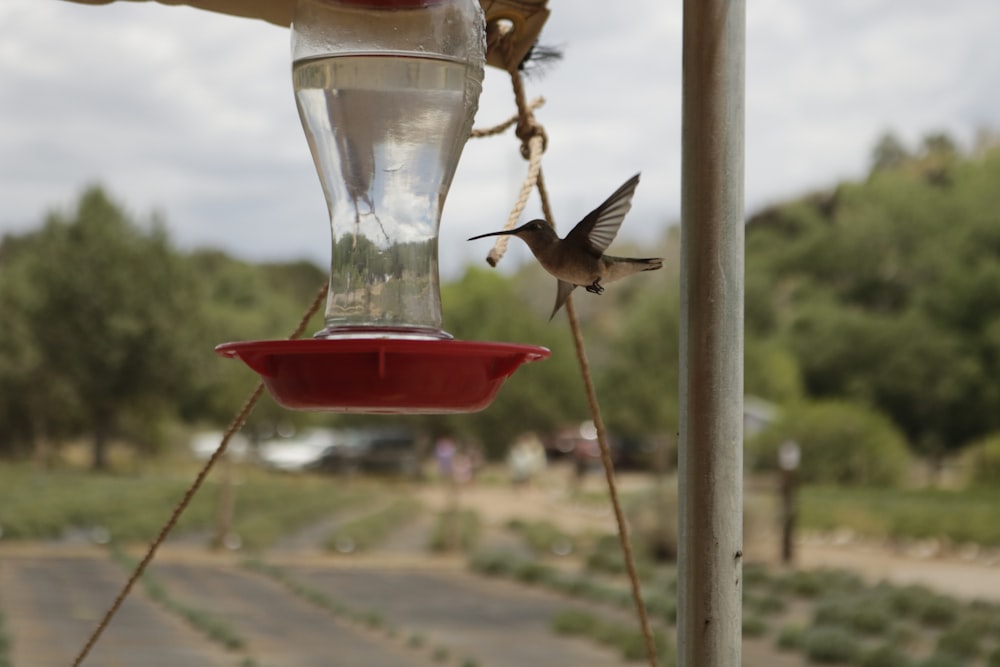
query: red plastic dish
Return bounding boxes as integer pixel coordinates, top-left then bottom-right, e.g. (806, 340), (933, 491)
(216, 338), (550, 413)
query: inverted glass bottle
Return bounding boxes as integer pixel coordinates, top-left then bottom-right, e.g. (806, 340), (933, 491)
(292, 0), (485, 339)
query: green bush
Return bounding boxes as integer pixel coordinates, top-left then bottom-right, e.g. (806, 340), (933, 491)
(859, 645), (913, 667)
(748, 593), (787, 615)
(776, 624), (805, 651)
(968, 432), (1000, 486)
(962, 604), (1000, 634)
(747, 400), (910, 485)
(550, 608), (674, 665)
(646, 595), (677, 623)
(773, 568), (859, 598)
(552, 609), (596, 635)
(849, 600), (892, 635)
(742, 563), (773, 589)
(881, 583), (926, 617)
(885, 623), (917, 649)
(811, 592), (889, 635)
(585, 533), (655, 579)
(802, 626), (861, 664)
(506, 519), (575, 557)
(918, 653), (966, 667)
(742, 614), (768, 638)
(935, 626), (980, 660)
(619, 628), (671, 663)
(988, 646), (1000, 667)
(624, 485), (679, 562)
(468, 550), (519, 577)
(812, 598), (852, 626)
(0, 608), (10, 667)
(917, 595), (958, 628)
(513, 560), (557, 584)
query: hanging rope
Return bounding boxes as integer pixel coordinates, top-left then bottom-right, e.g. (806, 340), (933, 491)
(471, 70), (660, 667)
(71, 283), (329, 667)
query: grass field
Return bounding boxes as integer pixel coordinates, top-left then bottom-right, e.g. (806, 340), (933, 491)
(800, 485), (1000, 546)
(6, 461), (1000, 550)
(0, 462), (388, 548)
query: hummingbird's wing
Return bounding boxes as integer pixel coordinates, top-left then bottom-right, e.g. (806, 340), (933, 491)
(565, 173), (641, 257)
(551, 280), (577, 320)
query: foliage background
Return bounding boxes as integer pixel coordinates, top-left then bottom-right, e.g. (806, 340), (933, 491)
(2, 132), (999, 476)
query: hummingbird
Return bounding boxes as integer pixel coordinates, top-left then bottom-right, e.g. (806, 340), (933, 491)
(468, 173), (663, 319)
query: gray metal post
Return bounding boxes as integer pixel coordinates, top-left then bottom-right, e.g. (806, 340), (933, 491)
(677, 0), (745, 664)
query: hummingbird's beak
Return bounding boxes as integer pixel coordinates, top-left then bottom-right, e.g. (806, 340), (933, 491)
(467, 229), (516, 241)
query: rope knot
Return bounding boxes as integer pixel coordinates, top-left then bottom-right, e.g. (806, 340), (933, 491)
(516, 117), (548, 159)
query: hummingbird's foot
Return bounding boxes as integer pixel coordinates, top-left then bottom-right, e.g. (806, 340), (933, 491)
(586, 280), (605, 295)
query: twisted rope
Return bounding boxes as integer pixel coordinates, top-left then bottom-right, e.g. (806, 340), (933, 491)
(470, 96), (545, 138)
(478, 72), (548, 266)
(72, 283), (329, 667)
(477, 69), (660, 667)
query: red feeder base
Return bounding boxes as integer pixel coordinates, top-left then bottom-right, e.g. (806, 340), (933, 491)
(215, 338), (550, 413)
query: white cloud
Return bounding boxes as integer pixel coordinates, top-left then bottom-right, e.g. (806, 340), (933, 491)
(1, 0), (999, 278)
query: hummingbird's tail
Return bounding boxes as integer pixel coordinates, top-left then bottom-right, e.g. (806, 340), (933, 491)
(632, 257), (664, 271)
(604, 255), (664, 279)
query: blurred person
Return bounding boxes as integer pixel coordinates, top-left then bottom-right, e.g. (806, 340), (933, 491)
(508, 432), (546, 486)
(434, 436), (456, 482)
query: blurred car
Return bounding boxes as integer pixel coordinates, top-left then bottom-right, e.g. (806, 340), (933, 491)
(309, 428), (419, 476)
(257, 428), (339, 472)
(189, 430), (250, 462)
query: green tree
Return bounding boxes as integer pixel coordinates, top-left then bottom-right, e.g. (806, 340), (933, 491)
(598, 285), (680, 439)
(747, 400), (910, 486)
(181, 249), (328, 439)
(428, 266), (588, 458)
(968, 432), (1000, 487)
(746, 141), (1000, 459)
(870, 131), (911, 173)
(13, 186), (202, 469)
(0, 240), (82, 460)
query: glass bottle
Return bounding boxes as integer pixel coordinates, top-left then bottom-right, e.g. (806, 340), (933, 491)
(291, 0), (486, 339)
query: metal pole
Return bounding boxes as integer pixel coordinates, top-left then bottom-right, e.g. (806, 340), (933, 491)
(677, 0), (745, 664)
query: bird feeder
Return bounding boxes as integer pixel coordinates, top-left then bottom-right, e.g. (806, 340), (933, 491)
(216, 0), (550, 412)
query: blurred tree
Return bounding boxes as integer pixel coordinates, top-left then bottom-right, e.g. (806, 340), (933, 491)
(12, 186), (202, 469)
(598, 285), (679, 440)
(747, 399), (910, 486)
(180, 249), (328, 440)
(747, 141), (1000, 460)
(921, 131), (959, 159)
(968, 432), (1000, 487)
(0, 240), (82, 462)
(744, 339), (802, 405)
(869, 131), (911, 173)
(423, 266), (587, 458)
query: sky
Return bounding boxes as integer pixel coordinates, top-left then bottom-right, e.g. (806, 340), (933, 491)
(2, 0), (999, 279)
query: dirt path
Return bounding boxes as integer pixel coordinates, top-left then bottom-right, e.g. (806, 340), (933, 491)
(416, 465), (633, 538)
(292, 565), (639, 667)
(151, 561), (433, 667)
(0, 553), (231, 667)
